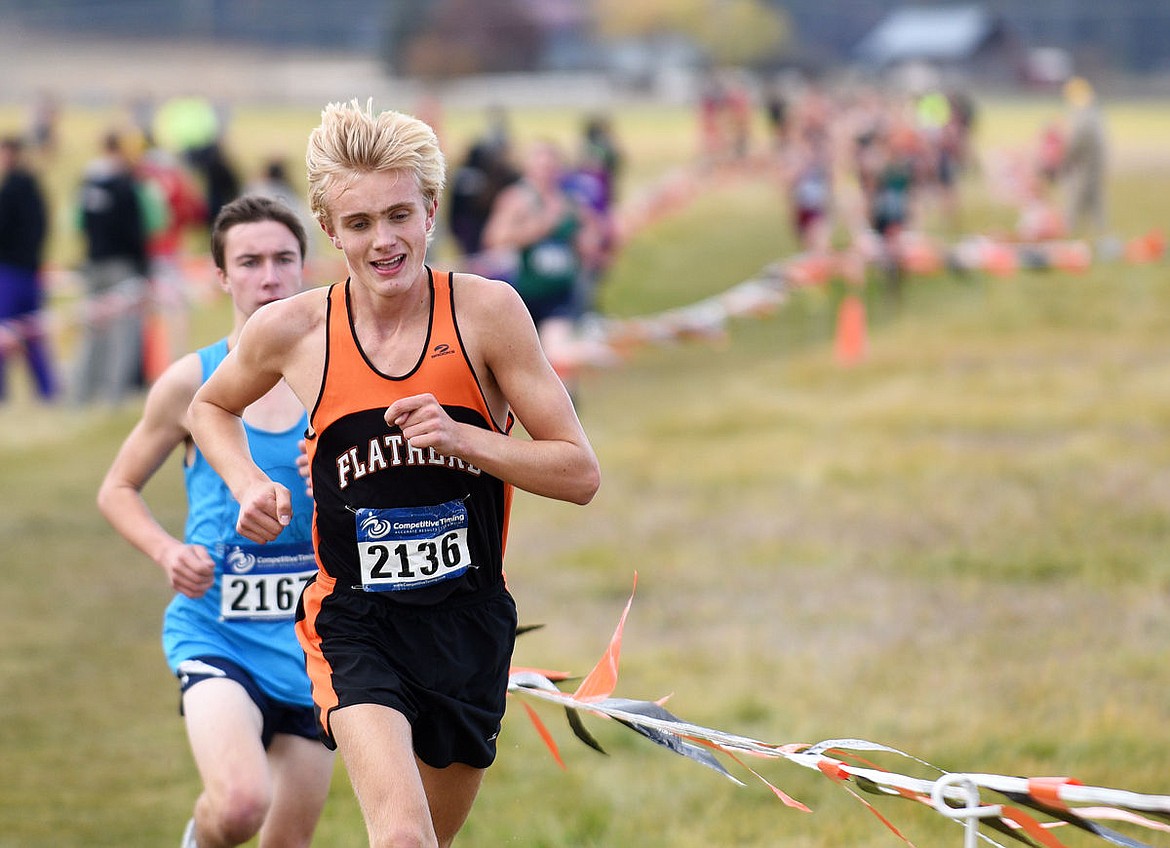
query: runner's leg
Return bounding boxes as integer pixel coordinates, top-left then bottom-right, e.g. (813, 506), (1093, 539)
(331, 703), (437, 848)
(183, 678), (271, 848)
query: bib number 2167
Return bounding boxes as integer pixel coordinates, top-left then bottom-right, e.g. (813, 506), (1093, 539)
(219, 543), (315, 621)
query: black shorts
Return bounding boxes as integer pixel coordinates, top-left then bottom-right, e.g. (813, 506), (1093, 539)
(176, 655), (320, 749)
(522, 289), (577, 327)
(298, 580), (518, 769)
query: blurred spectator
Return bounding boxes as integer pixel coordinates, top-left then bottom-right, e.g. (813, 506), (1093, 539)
(136, 133), (208, 370)
(127, 92), (157, 144)
(865, 121), (921, 296)
(246, 157), (299, 210)
(915, 88), (970, 233)
(561, 114), (623, 315)
(1061, 76), (1108, 237)
(724, 74), (754, 161)
(481, 103), (512, 152)
(781, 127), (834, 254)
(186, 139), (240, 222)
(74, 129), (149, 406)
(415, 89), (446, 147)
(137, 134), (207, 262)
(245, 156), (314, 238)
(25, 89), (60, 159)
(947, 87), (978, 166)
(696, 71), (755, 165)
(482, 138), (603, 372)
(0, 135), (57, 401)
(791, 83), (832, 160)
(697, 72), (727, 165)
(764, 76), (791, 151)
(578, 113), (623, 209)
(447, 138), (518, 258)
(1036, 120), (1066, 188)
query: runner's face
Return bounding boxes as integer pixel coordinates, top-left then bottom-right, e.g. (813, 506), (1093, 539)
(218, 220), (304, 318)
(325, 169), (436, 298)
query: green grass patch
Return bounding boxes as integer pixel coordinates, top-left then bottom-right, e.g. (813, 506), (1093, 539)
(5, 95), (1170, 846)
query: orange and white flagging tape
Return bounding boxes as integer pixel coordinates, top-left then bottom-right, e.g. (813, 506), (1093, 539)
(509, 576), (1170, 847)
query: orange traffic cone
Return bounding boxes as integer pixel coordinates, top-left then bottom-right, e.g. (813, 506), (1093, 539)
(834, 294), (867, 366)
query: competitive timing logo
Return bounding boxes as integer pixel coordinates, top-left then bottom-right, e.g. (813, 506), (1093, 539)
(226, 548), (258, 574)
(360, 514), (394, 539)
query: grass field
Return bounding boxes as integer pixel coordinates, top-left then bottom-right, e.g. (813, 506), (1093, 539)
(3, 93), (1170, 846)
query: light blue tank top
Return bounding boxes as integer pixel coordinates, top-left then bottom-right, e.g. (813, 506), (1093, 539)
(161, 338), (316, 706)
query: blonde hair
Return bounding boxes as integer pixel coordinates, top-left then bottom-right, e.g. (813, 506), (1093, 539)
(305, 98), (446, 230)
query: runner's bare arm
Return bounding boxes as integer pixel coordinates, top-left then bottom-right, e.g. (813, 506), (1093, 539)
(97, 354), (216, 597)
(481, 183), (561, 250)
(188, 299), (305, 542)
(387, 277), (599, 504)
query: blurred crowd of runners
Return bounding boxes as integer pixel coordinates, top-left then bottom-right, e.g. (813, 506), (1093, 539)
(0, 72), (1107, 404)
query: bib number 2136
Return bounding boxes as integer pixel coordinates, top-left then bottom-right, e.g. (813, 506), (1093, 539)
(355, 500), (472, 592)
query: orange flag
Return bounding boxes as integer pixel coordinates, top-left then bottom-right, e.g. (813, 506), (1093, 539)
(572, 572), (638, 702)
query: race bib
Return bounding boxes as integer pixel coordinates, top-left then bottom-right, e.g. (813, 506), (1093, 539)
(529, 241), (576, 277)
(219, 542), (316, 621)
(355, 500), (472, 592)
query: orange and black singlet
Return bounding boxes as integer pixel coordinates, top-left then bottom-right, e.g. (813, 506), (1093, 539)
(305, 268), (513, 606)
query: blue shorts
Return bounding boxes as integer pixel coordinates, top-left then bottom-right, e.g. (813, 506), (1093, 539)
(177, 655), (320, 749)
